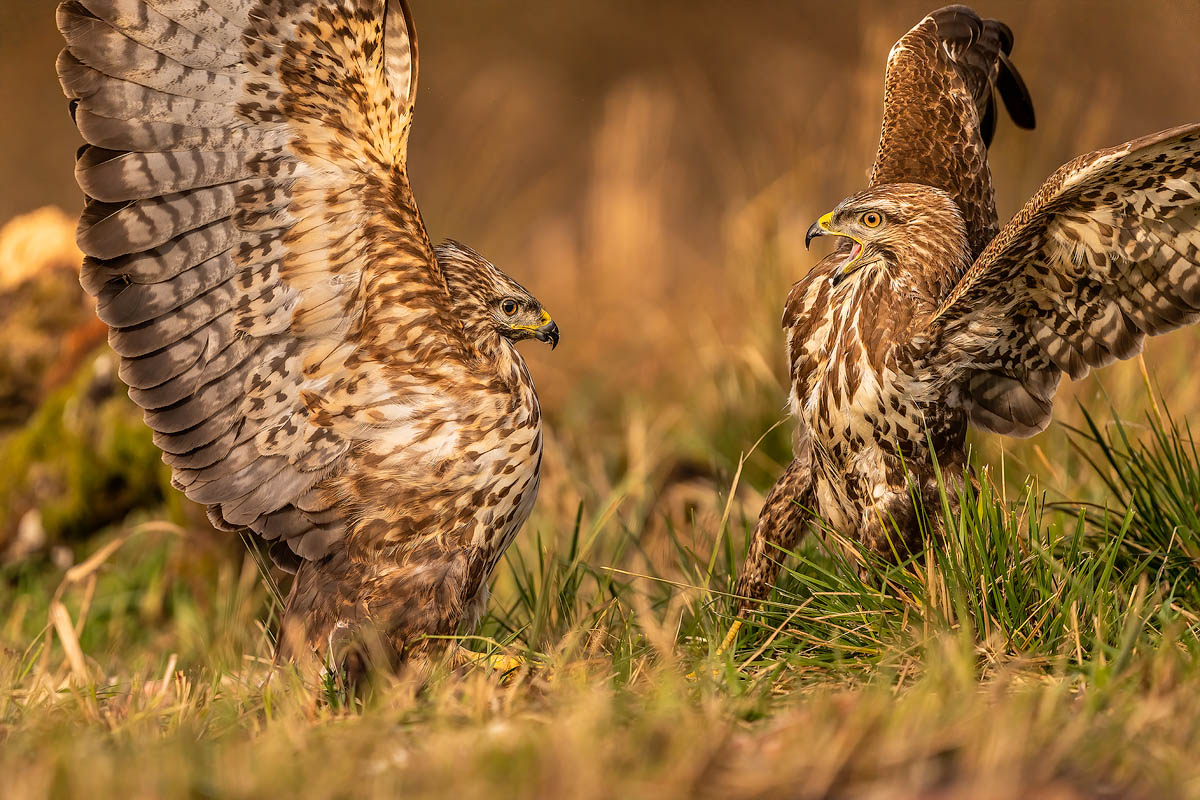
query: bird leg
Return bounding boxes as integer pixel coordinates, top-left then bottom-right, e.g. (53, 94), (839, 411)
(714, 620), (742, 657)
(687, 456), (808, 681)
(728, 456), (814, 649)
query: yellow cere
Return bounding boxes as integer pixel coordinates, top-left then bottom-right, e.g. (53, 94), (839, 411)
(514, 309), (553, 332)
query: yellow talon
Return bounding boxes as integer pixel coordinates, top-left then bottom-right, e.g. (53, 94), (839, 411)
(486, 653), (525, 673)
(715, 620), (742, 657)
(686, 620), (744, 681)
(452, 647), (528, 674)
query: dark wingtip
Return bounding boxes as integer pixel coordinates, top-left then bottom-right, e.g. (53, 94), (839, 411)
(980, 85), (998, 147)
(929, 9), (1034, 136)
(996, 50), (1036, 129)
(991, 19), (1015, 55)
(929, 5), (983, 49)
(929, 5), (983, 28)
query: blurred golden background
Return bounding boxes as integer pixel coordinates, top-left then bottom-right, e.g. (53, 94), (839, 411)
(0, 0), (1198, 571)
(3, 8), (1200, 795)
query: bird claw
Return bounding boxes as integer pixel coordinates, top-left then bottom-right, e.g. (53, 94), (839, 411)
(715, 620), (742, 657)
(486, 653), (526, 673)
(452, 646), (528, 676)
(685, 620), (744, 681)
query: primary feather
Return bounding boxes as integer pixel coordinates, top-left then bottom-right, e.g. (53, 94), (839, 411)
(58, 0), (560, 671)
(740, 3), (1200, 611)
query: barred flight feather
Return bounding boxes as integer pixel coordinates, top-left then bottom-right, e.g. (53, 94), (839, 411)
(741, 8), (1200, 616)
(59, 0), (558, 673)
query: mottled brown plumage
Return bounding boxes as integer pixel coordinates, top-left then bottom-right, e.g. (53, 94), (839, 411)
(57, 0), (559, 669)
(738, 7), (1200, 615)
(871, 4), (1034, 257)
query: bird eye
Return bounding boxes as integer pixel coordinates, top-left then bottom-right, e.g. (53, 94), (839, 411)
(861, 211), (883, 228)
(501, 299), (519, 316)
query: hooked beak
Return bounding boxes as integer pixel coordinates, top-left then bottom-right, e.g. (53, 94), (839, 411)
(516, 309), (559, 349)
(805, 212), (834, 250)
(534, 318), (560, 350)
(805, 211), (865, 286)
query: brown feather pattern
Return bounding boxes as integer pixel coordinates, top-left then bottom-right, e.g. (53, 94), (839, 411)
(58, 0), (558, 668)
(870, 4), (1034, 258)
(738, 9), (1200, 615)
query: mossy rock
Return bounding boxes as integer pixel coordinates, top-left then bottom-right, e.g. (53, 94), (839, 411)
(0, 350), (176, 558)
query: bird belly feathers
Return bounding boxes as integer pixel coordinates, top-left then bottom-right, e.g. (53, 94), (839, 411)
(340, 353), (543, 584)
(788, 280), (952, 538)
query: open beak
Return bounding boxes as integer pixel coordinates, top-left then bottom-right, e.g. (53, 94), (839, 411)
(805, 211), (865, 286)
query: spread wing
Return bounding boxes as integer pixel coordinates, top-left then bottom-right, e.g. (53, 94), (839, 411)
(871, 5), (1035, 257)
(934, 124), (1200, 437)
(58, 0), (468, 567)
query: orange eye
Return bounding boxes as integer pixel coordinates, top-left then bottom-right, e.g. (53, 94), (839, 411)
(501, 299), (519, 316)
(861, 211), (883, 228)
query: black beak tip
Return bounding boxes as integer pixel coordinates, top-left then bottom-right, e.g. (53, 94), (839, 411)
(538, 321), (560, 350)
(805, 220), (825, 251)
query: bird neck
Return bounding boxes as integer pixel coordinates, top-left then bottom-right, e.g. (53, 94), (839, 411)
(476, 329), (530, 389)
(884, 235), (972, 309)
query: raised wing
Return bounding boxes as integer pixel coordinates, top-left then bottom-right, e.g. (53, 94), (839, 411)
(934, 124), (1200, 437)
(871, 5), (1035, 257)
(57, 0), (467, 567)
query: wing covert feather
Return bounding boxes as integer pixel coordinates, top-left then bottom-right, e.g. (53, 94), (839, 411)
(935, 124), (1200, 437)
